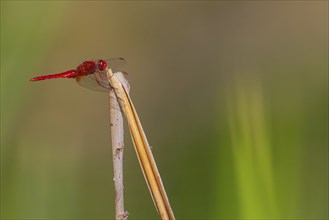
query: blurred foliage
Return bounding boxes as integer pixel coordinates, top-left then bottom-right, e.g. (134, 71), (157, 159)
(1, 1), (328, 220)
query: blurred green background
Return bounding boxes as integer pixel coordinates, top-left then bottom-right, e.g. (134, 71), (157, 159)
(1, 1), (328, 220)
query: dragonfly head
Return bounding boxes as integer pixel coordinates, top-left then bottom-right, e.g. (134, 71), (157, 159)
(97, 59), (107, 71)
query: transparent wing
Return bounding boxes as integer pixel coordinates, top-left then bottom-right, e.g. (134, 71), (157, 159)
(105, 57), (127, 73)
(76, 74), (111, 92)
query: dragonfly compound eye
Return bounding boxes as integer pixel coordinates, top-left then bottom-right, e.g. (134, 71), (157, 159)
(97, 59), (107, 71)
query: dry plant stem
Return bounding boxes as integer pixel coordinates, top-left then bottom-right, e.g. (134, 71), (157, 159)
(109, 72), (130, 220)
(108, 70), (175, 220)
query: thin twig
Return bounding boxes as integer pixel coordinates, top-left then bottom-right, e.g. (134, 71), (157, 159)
(107, 69), (175, 220)
(109, 72), (130, 220)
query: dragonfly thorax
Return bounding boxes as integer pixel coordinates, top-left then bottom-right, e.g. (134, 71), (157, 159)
(76, 61), (97, 76)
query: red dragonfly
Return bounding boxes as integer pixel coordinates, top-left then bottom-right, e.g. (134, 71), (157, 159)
(30, 58), (127, 92)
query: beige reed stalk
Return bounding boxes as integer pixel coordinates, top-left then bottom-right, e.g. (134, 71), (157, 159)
(109, 72), (130, 220)
(107, 69), (175, 220)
